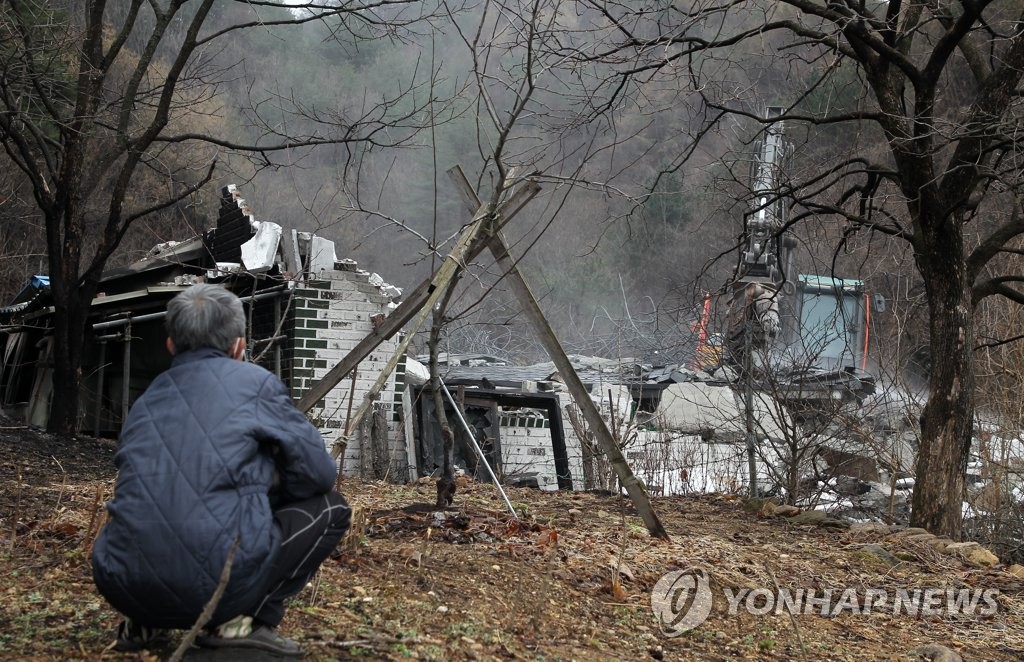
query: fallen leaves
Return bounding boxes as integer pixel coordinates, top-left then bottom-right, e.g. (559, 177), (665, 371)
(3, 428), (1024, 660)
(609, 577), (629, 601)
(399, 546), (423, 567)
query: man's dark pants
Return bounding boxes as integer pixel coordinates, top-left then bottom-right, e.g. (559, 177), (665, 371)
(250, 490), (351, 627)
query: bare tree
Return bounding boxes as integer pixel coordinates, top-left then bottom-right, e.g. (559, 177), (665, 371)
(0, 0), (435, 433)
(540, 0), (1024, 539)
(968, 268), (1024, 561)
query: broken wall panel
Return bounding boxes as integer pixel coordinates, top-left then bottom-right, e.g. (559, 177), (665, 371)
(499, 417), (560, 490)
(241, 222), (284, 273)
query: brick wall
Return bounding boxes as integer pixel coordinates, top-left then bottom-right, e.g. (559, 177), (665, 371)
(499, 414), (561, 491)
(287, 264), (410, 479)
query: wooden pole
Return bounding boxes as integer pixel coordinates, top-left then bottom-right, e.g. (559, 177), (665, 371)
(296, 180), (540, 413)
(446, 166), (669, 540)
(318, 195), (496, 439)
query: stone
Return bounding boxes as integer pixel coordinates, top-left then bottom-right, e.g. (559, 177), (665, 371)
(790, 510), (828, 525)
(961, 546), (1000, 568)
(855, 544), (902, 566)
(772, 504), (801, 517)
(887, 527), (930, 539)
(944, 541), (980, 552)
(819, 517), (851, 529)
(910, 643), (962, 662)
(1006, 564), (1024, 579)
(927, 537), (956, 553)
(849, 522), (892, 536)
(904, 533), (937, 543)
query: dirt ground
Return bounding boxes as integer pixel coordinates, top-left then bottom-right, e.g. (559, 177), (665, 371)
(2, 419), (1023, 661)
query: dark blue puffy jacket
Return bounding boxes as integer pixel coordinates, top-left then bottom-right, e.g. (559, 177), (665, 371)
(92, 347), (337, 628)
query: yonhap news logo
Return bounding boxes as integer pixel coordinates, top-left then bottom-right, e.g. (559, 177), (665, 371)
(650, 568), (714, 636)
(650, 567), (999, 637)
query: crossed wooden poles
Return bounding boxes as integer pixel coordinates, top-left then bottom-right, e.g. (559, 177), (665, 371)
(296, 166), (668, 540)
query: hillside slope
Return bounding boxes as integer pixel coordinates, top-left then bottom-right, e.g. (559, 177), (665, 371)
(0, 423), (1021, 660)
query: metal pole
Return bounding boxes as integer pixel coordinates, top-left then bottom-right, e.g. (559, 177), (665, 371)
(94, 309), (167, 331)
(92, 285), (289, 332)
(93, 342), (106, 438)
(121, 319), (132, 424)
(439, 379), (517, 518)
(744, 315), (758, 497)
(273, 295), (282, 378)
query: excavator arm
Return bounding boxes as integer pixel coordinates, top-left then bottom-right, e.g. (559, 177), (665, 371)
(724, 107), (794, 366)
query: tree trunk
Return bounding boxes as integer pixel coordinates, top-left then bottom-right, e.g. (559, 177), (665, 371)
(910, 223), (975, 539)
(430, 283), (458, 508)
(370, 407), (389, 480)
(566, 405), (596, 489)
(47, 265), (94, 435)
(580, 436), (597, 491)
(453, 386), (479, 479)
(48, 311), (82, 435)
(785, 440), (799, 507)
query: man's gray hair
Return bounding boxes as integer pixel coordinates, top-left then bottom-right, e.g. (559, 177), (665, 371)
(166, 284), (246, 353)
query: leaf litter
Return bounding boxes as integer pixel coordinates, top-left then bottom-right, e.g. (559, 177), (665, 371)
(1, 422), (1022, 660)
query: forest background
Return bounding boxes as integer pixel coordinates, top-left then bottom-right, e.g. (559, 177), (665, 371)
(6, 0), (1024, 542)
(0, 0), (884, 362)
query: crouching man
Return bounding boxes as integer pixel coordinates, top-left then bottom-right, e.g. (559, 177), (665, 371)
(92, 284), (350, 657)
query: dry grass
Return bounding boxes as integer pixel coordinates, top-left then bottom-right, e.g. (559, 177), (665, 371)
(1, 425), (1022, 660)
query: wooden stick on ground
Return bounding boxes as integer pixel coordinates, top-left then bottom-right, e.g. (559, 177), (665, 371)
(169, 538), (240, 662)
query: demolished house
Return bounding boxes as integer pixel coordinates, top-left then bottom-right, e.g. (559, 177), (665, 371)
(1, 184), (899, 509)
(0, 185), (413, 480)
(414, 273), (894, 508)
(418, 351), (917, 522)
(411, 355), (779, 493)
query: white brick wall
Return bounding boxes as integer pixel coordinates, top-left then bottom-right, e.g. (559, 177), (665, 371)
(494, 395), (627, 492)
(287, 269), (410, 479)
(499, 418), (561, 491)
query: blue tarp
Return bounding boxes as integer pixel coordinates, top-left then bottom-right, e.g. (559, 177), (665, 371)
(0, 274), (51, 320)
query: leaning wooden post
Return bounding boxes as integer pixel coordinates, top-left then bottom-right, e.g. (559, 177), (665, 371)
(485, 232), (669, 539)
(446, 166), (669, 540)
(296, 180), (541, 413)
(317, 196), (496, 443)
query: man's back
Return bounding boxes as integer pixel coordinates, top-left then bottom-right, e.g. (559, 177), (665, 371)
(93, 347), (334, 628)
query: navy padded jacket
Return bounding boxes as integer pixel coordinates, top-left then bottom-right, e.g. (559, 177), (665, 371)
(91, 347), (336, 628)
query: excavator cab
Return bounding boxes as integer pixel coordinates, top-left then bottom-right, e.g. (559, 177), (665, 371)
(790, 275), (871, 374)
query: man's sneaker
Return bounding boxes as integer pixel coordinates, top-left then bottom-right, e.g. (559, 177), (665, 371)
(197, 619), (303, 657)
(113, 619), (168, 651)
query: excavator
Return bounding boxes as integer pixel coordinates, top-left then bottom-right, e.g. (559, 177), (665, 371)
(719, 106), (875, 407)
